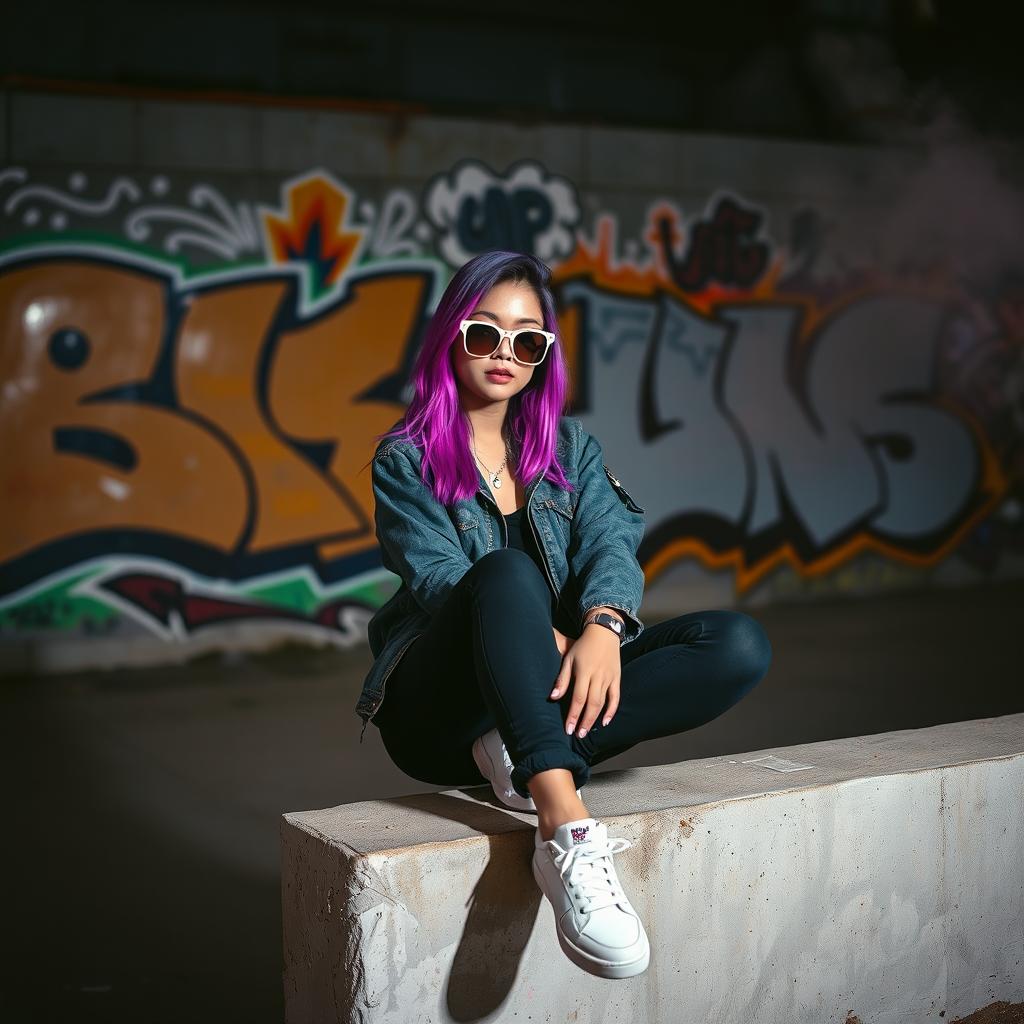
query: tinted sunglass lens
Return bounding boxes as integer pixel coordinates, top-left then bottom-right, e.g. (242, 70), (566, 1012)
(513, 332), (546, 364)
(465, 323), (501, 355)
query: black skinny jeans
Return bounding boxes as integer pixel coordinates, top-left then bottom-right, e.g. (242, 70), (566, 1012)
(371, 547), (772, 799)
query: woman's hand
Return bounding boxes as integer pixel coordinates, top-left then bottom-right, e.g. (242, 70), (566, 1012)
(552, 626), (573, 657)
(549, 625), (621, 738)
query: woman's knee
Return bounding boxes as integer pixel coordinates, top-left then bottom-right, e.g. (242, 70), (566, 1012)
(469, 547), (549, 594)
(708, 610), (772, 685)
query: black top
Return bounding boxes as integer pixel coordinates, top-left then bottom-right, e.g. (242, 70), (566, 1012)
(502, 506), (563, 624)
(502, 506), (539, 560)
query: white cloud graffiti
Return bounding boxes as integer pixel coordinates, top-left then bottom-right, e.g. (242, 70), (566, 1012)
(424, 159), (581, 267)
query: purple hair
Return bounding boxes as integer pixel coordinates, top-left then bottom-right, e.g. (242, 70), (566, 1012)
(371, 250), (574, 506)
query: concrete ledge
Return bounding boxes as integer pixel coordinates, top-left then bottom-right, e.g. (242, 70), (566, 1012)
(281, 714), (1024, 1023)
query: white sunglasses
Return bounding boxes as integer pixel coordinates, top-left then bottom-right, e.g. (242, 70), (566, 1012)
(459, 319), (556, 367)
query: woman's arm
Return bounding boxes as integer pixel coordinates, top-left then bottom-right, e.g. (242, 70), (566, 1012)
(568, 425), (646, 643)
(371, 447), (474, 616)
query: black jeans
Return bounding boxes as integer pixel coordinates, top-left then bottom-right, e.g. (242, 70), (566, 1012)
(371, 547), (772, 799)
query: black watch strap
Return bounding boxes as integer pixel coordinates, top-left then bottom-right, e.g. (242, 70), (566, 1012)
(584, 611), (625, 642)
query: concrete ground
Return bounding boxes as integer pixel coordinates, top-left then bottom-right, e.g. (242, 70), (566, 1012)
(1, 578), (1022, 1023)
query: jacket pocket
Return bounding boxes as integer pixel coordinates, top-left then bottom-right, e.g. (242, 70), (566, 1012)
(454, 512), (478, 531)
(603, 465), (645, 514)
(543, 498), (575, 521)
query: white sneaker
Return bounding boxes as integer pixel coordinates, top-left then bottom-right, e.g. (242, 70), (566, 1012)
(472, 728), (582, 813)
(531, 817), (650, 979)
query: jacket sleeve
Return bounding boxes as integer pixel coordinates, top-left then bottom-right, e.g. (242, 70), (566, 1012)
(569, 424), (647, 644)
(372, 447), (474, 617)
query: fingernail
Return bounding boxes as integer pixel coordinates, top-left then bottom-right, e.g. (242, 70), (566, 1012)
(550, 689), (559, 698)
(602, 717), (610, 727)
(565, 722), (574, 734)
(578, 728), (587, 738)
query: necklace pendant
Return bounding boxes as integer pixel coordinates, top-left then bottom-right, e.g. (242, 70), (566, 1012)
(492, 474), (502, 488)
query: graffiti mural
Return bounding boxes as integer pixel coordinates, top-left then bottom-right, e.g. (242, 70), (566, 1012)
(1, 158), (1021, 663)
(557, 227), (1002, 591)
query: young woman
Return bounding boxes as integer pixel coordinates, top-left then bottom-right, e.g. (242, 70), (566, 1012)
(356, 250), (772, 980)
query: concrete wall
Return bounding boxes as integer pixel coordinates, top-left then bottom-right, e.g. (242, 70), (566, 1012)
(3, 85), (1024, 671)
(280, 713), (1024, 1023)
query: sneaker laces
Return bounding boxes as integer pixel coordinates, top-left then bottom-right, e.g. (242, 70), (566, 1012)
(552, 836), (634, 914)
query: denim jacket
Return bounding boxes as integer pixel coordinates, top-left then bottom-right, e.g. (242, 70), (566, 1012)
(355, 414), (647, 741)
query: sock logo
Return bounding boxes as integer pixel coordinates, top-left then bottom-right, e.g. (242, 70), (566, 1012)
(571, 826), (590, 844)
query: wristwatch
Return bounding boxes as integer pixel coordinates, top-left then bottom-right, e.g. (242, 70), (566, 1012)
(583, 611), (625, 642)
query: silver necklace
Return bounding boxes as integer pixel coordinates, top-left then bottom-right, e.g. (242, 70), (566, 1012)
(473, 442), (511, 489)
